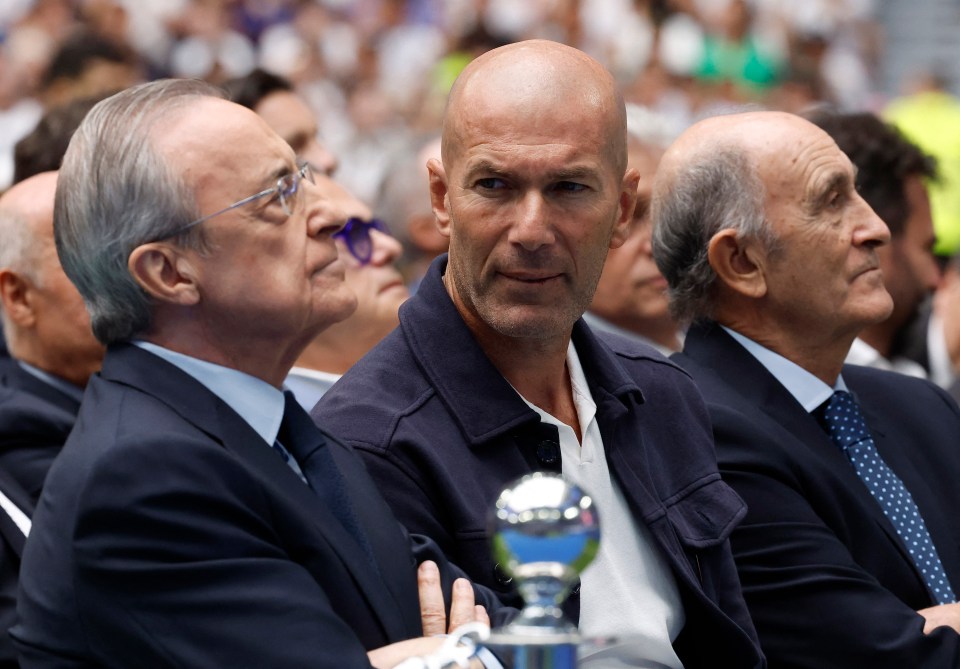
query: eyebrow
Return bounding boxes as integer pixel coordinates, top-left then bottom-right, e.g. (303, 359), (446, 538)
(463, 159), (600, 183)
(807, 167), (856, 212)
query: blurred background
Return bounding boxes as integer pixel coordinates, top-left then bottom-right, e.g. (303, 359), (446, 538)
(1, 0), (959, 250)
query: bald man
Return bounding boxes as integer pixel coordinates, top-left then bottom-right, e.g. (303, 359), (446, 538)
(653, 111), (960, 667)
(316, 40), (764, 668)
(0, 172), (104, 501)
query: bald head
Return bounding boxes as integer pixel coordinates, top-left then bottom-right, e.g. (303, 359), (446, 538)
(0, 171), (59, 282)
(0, 171), (104, 386)
(442, 40), (628, 175)
(656, 112), (835, 195)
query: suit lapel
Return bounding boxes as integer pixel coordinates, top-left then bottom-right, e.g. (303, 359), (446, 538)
(100, 344), (411, 641)
(681, 325), (920, 571)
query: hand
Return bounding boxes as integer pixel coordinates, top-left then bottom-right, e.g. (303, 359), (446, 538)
(366, 561), (490, 669)
(417, 560), (490, 635)
(917, 602), (960, 635)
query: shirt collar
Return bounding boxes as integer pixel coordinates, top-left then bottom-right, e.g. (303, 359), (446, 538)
(721, 326), (847, 412)
(133, 341), (285, 445)
(516, 340), (598, 432)
(17, 361), (85, 403)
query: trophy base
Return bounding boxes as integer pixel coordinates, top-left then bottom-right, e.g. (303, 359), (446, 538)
(486, 631), (581, 669)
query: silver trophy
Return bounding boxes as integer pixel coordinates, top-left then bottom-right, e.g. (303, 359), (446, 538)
(486, 472), (600, 669)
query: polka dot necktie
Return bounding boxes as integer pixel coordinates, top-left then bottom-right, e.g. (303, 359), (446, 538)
(821, 390), (956, 604)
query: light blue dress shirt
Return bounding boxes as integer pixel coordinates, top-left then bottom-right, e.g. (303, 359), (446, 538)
(722, 326), (848, 412)
(132, 341), (285, 446)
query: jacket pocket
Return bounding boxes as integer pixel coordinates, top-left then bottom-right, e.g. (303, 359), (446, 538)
(665, 477), (747, 549)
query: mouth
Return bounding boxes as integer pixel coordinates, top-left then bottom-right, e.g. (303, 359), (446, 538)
(379, 278), (409, 296)
(499, 271), (563, 285)
(312, 255), (345, 279)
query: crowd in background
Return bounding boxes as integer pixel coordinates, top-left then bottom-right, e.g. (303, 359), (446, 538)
(4, 0), (960, 263)
(0, 0), (901, 205)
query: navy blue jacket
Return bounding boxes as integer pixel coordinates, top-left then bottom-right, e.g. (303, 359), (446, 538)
(14, 343), (510, 668)
(674, 321), (960, 668)
(0, 362), (80, 502)
(315, 256), (765, 669)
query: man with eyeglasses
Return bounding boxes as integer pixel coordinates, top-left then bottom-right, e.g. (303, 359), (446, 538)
(13, 79), (507, 668)
(315, 40), (765, 668)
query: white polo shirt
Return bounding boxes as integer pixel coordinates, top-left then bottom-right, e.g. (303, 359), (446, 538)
(516, 342), (685, 669)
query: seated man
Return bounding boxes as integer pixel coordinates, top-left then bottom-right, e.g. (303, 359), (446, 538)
(0, 171), (104, 500)
(14, 79), (503, 668)
(653, 110), (960, 667)
(316, 40), (764, 669)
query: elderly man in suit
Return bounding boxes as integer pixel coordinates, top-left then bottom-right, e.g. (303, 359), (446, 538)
(13, 79), (502, 668)
(652, 110), (960, 667)
(0, 171), (104, 501)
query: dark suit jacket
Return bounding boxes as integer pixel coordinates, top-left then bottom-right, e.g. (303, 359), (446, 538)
(13, 344), (508, 668)
(0, 468), (31, 669)
(315, 255), (766, 669)
(674, 321), (960, 668)
(0, 363), (80, 502)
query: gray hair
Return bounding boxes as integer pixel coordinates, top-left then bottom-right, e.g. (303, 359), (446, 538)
(55, 78), (223, 345)
(0, 207), (42, 339)
(651, 146), (776, 324)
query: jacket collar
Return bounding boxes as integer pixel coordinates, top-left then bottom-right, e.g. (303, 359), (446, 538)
(1, 361), (82, 415)
(399, 255), (643, 446)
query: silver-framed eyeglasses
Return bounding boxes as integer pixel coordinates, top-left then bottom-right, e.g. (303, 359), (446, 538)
(170, 162), (315, 237)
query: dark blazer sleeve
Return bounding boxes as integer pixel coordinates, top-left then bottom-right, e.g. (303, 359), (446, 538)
(712, 401), (960, 668)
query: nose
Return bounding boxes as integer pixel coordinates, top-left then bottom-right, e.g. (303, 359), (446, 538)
(853, 196), (890, 249)
(369, 228), (403, 265)
(508, 192), (554, 250)
(303, 139), (339, 177)
(303, 174), (348, 238)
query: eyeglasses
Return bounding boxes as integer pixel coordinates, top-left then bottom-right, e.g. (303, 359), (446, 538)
(333, 217), (391, 265)
(169, 162), (315, 237)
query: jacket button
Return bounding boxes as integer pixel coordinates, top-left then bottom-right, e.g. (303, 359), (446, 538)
(493, 563), (513, 586)
(536, 440), (560, 465)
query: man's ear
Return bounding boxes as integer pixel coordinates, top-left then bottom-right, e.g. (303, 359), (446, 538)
(427, 158), (451, 239)
(127, 243), (200, 306)
(707, 229), (768, 299)
(0, 269), (37, 327)
(611, 167), (641, 249)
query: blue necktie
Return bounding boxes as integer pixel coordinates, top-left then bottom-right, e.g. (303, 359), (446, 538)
(821, 390), (956, 604)
(275, 391), (379, 571)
